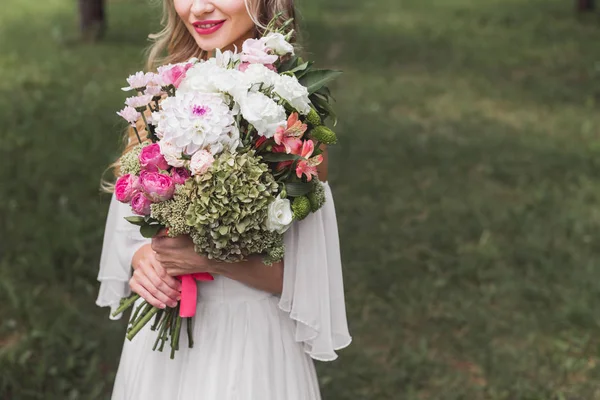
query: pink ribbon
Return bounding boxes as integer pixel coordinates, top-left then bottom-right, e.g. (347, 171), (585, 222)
(179, 273), (214, 317)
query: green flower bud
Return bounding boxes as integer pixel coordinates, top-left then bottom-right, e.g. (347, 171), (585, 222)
(307, 180), (326, 212)
(306, 108), (322, 127)
(309, 125), (337, 145)
(292, 196), (311, 220)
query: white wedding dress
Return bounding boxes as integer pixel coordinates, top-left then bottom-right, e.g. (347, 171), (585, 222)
(96, 181), (351, 400)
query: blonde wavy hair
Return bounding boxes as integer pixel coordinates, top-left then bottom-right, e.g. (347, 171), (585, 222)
(101, 0), (299, 193)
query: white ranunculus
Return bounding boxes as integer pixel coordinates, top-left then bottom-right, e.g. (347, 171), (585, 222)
(159, 140), (186, 168)
(189, 149), (215, 176)
(238, 91), (287, 138)
(265, 195), (293, 234)
(273, 74), (312, 115)
(262, 33), (295, 56)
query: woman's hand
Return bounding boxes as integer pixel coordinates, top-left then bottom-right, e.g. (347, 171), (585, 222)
(151, 231), (218, 277)
(129, 243), (182, 309)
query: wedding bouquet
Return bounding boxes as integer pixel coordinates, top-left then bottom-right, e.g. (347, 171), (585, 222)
(110, 19), (340, 358)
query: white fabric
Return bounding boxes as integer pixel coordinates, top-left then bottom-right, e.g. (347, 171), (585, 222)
(96, 194), (151, 320)
(96, 181), (351, 399)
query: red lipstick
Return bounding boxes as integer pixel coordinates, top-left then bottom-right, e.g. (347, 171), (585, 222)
(192, 20), (226, 35)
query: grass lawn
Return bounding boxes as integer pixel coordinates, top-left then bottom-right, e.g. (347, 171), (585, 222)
(2, 0), (600, 398)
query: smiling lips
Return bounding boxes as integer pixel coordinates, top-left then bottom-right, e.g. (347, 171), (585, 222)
(192, 20), (226, 35)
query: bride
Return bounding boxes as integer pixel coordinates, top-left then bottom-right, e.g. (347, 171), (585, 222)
(96, 0), (351, 399)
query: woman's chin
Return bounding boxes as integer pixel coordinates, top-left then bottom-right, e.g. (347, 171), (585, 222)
(193, 38), (228, 53)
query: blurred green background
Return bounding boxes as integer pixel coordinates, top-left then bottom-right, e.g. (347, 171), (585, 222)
(2, 0), (600, 398)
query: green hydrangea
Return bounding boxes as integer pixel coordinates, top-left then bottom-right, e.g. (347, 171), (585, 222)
(119, 142), (149, 175)
(262, 241), (285, 266)
(309, 125), (337, 145)
(150, 185), (192, 237)
(307, 179), (326, 212)
(292, 196), (311, 221)
(183, 150), (281, 262)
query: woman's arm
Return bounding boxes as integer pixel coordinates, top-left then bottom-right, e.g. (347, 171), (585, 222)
(213, 256), (284, 294)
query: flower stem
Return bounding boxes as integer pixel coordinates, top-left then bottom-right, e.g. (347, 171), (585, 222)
(151, 309), (164, 331)
(132, 126), (142, 144)
(174, 314), (182, 351)
(130, 301), (146, 325)
(186, 317), (194, 348)
(140, 111), (151, 138)
(129, 303), (152, 330)
(152, 312), (168, 351)
(158, 311), (173, 352)
(127, 306), (159, 341)
(111, 294), (140, 318)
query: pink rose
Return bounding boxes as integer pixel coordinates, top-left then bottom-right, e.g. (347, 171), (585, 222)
(158, 63), (193, 88)
(171, 167), (190, 185)
(139, 171), (175, 202)
(189, 150), (215, 176)
(139, 143), (169, 172)
(240, 38), (278, 66)
(131, 192), (152, 216)
(114, 174), (139, 203)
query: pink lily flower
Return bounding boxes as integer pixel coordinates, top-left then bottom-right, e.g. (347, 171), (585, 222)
(294, 140), (323, 182)
(274, 113), (307, 154)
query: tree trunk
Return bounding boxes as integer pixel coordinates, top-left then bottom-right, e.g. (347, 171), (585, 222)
(79, 0), (106, 41)
(577, 0), (595, 11)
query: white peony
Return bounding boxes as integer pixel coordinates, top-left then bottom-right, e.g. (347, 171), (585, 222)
(238, 91), (287, 138)
(153, 91), (237, 156)
(265, 195), (293, 234)
(159, 140), (186, 168)
(189, 149), (215, 176)
(178, 59), (245, 96)
(262, 33), (295, 56)
(273, 74), (312, 115)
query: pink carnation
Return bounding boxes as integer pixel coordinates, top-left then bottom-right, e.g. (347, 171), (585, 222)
(171, 167), (190, 185)
(139, 171), (175, 202)
(158, 63), (194, 88)
(116, 106), (140, 127)
(240, 38), (278, 66)
(139, 143), (169, 172)
(131, 192), (152, 216)
(114, 174), (139, 203)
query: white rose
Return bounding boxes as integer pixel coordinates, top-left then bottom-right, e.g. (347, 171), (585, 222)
(273, 74), (311, 115)
(189, 149), (215, 176)
(262, 33), (295, 56)
(159, 140), (186, 168)
(238, 92), (286, 138)
(265, 196), (293, 234)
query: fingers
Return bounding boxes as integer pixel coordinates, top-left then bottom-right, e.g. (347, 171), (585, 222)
(129, 278), (165, 309)
(131, 265), (179, 308)
(149, 257), (182, 297)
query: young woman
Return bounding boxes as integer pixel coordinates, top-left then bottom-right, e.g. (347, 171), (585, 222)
(96, 0), (351, 398)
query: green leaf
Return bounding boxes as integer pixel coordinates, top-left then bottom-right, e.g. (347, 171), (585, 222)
(261, 153), (302, 162)
(310, 94), (339, 126)
(278, 55), (299, 73)
(286, 182), (315, 197)
(140, 224), (163, 238)
(125, 216), (146, 226)
(290, 61), (314, 79)
(299, 69), (342, 94)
